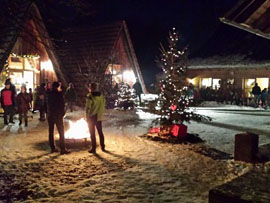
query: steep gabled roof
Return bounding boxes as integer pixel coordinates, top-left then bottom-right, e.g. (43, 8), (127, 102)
(0, 0), (68, 84)
(56, 21), (123, 70)
(0, 0), (33, 71)
(56, 21), (146, 92)
(220, 0), (270, 40)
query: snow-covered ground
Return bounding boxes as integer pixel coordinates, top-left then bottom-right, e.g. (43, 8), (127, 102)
(191, 102), (270, 154)
(0, 103), (269, 202)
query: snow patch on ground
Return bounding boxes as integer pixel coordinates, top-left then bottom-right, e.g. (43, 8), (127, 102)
(0, 107), (269, 202)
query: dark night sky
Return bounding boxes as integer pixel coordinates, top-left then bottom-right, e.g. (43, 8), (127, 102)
(91, 0), (237, 88)
(43, 0), (238, 88)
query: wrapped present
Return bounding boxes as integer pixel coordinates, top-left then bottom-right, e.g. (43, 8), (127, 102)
(171, 124), (187, 137)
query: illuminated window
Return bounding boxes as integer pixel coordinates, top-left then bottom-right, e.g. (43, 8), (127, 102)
(123, 70), (136, 84)
(245, 79), (255, 87)
(188, 78), (195, 85)
(9, 57), (23, 69)
(24, 71), (34, 90)
(212, 79), (221, 89)
(106, 64), (121, 75)
(10, 72), (23, 91)
(256, 78), (269, 89)
(201, 78), (212, 87)
(11, 57), (21, 63)
(244, 78), (255, 97)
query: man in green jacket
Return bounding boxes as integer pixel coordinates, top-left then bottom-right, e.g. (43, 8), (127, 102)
(85, 82), (106, 153)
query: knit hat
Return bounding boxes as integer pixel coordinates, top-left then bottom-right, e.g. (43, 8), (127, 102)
(52, 81), (60, 89)
(4, 81), (11, 85)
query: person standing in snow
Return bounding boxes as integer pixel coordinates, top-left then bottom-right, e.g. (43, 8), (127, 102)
(85, 82), (106, 153)
(5, 78), (17, 96)
(133, 79), (143, 105)
(16, 85), (31, 126)
(266, 88), (270, 109)
(261, 88), (267, 108)
(1, 81), (16, 125)
(252, 83), (261, 107)
(28, 88), (33, 110)
(36, 83), (46, 121)
(47, 81), (70, 154)
(65, 83), (77, 112)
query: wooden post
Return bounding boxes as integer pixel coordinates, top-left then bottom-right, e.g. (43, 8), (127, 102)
(234, 132), (258, 163)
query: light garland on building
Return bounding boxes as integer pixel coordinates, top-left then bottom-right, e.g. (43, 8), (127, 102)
(10, 53), (40, 59)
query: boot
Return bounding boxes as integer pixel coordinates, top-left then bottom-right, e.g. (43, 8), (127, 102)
(88, 148), (96, 154)
(60, 149), (71, 155)
(25, 120), (28, 127)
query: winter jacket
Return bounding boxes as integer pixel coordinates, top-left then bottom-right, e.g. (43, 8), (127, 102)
(46, 90), (65, 118)
(65, 87), (77, 102)
(34, 86), (46, 110)
(1, 88), (15, 107)
(85, 92), (106, 121)
(261, 90), (267, 101)
(16, 93), (30, 113)
(252, 85), (261, 95)
(133, 82), (143, 95)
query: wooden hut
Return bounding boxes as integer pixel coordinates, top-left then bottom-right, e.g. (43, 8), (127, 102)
(187, 0), (270, 98)
(56, 21), (146, 105)
(0, 0), (66, 92)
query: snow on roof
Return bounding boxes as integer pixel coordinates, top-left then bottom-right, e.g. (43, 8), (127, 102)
(188, 22), (270, 68)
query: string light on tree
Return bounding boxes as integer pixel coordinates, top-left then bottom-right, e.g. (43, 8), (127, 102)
(149, 28), (209, 138)
(115, 83), (136, 110)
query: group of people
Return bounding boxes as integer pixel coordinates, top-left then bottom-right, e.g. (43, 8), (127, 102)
(0, 78), (145, 155)
(48, 81), (106, 155)
(0, 79), (31, 126)
(32, 82), (77, 121)
(251, 83), (270, 108)
(0, 79), (106, 155)
(199, 86), (244, 106)
(193, 82), (270, 108)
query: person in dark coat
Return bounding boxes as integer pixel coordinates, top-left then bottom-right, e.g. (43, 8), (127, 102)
(252, 83), (261, 107)
(261, 88), (267, 108)
(5, 78), (17, 96)
(65, 83), (77, 112)
(47, 81), (70, 154)
(37, 83), (46, 121)
(133, 79), (143, 105)
(29, 88), (33, 110)
(1, 81), (16, 125)
(16, 85), (31, 126)
(32, 86), (39, 113)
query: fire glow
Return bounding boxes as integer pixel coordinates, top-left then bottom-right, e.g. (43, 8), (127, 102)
(64, 118), (89, 139)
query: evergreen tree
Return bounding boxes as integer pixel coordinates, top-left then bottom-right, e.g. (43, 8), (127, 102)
(154, 28), (208, 132)
(115, 83), (135, 110)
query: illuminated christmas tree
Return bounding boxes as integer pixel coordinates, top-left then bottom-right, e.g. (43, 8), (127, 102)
(154, 28), (208, 136)
(115, 83), (136, 110)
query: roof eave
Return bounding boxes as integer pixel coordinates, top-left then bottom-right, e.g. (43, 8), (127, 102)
(220, 17), (270, 40)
